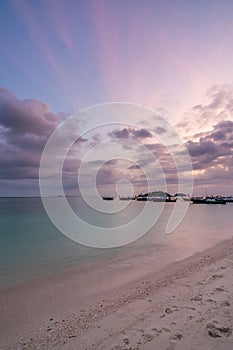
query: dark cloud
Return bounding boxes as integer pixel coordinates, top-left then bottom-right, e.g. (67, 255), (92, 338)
(208, 120), (233, 141)
(109, 128), (130, 139)
(174, 84), (233, 193)
(0, 95), (59, 137)
(186, 119), (233, 177)
(0, 89), (62, 184)
(134, 128), (152, 138)
(210, 130), (225, 141)
(88, 133), (102, 148)
(108, 127), (153, 140)
(0, 90), (85, 194)
(187, 140), (218, 157)
(154, 126), (167, 134)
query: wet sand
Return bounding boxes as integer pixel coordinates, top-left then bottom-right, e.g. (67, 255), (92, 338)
(1, 237), (233, 349)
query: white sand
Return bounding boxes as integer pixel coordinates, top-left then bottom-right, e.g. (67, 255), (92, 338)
(1, 238), (233, 349)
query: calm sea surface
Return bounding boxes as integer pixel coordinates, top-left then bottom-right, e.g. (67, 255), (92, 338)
(0, 197), (232, 289)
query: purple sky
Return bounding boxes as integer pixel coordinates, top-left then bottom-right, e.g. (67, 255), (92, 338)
(0, 0), (232, 196)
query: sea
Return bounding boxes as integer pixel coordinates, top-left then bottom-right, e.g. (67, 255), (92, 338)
(0, 197), (232, 290)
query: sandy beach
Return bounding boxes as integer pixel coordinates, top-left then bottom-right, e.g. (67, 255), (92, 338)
(1, 237), (233, 350)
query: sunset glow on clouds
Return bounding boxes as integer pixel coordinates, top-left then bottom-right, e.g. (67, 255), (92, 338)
(0, 1), (232, 196)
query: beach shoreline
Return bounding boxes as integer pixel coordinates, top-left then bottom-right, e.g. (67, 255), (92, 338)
(1, 237), (233, 349)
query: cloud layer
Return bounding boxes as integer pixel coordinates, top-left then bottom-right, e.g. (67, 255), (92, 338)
(0, 88), (60, 183)
(186, 119), (233, 191)
(177, 84), (233, 137)
(0, 86), (232, 195)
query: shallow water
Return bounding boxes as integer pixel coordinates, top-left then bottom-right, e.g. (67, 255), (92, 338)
(0, 197), (232, 289)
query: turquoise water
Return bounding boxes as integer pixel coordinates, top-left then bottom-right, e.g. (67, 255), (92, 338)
(0, 198), (105, 287)
(0, 197), (232, 289)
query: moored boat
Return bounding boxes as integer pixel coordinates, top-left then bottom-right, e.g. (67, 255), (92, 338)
(151, 197), (177, 202)
(119, 196), (135, 200)
(136, 196), (148, 201)
(223, 196), (233, 203)
(102, 196), (114, 201)
(136, 191), (175, 202)
(191, 196), (226, 204)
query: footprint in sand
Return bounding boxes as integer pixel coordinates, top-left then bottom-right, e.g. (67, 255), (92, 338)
(206, 321), (232, 338)
(214, 286), (226, 293)
(197, 281), (206, 286)
(191, 294), (203, 301)
(212, 274), (224, 279)
(151, 327), (171, 336)
(161, 327), (171, 333)
(143, 333), (154, 342)
(206, 298), (217, 305)
(220, 300), (230, 307)
(170, 333), (183, 341)
(123, 337), (130, 345)
(210, 286), (226, 295)
(151, 328), (162, 336)
(165, 306), (178, 314)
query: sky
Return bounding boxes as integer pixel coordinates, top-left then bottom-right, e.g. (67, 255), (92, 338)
(0, 0), (232, 196)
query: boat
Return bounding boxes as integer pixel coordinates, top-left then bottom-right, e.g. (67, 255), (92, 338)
(205, 197), (226, 204)
(151, 196), (177, 202)
(136, 196), (148, 201)
(150, 191), (177, 202)
(136, 193), (149, 201)
(119, 196), (135, 200)
(191, 196), (226, 204)
(136, 191), (177, 202)
(223, 196), (233, 203)
(102, 196), (114, 201)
